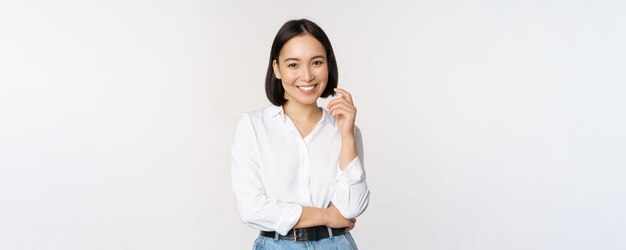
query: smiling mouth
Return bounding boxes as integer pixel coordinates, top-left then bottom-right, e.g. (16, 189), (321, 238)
(297, 84), (318, 93)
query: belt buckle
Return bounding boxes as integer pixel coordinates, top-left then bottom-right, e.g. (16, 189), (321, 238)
(293, 228), (299, 242)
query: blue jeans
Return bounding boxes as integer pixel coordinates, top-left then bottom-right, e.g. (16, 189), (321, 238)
(253, 232), (359, 250)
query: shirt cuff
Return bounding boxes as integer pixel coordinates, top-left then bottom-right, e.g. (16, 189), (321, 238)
(275, 204), (303, 236)
(335, 156), (365, 185)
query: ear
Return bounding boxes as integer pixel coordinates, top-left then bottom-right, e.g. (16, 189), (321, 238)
(272, 60), (281, 79)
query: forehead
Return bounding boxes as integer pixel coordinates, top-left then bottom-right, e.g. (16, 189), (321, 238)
(279, 34), (327, 59)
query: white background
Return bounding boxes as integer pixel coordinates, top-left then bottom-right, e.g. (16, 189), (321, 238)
(1, 0), (625, 249)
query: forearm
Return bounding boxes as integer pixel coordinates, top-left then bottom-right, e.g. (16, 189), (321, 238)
(332, 127), (369, 219)
(294, 206), (327, 228)
(339, 134), (357, 171)
(294, 205), (356, 229)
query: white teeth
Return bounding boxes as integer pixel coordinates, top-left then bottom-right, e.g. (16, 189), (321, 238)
(298, 85), (314, 91)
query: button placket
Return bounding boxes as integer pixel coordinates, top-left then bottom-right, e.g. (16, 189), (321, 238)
(299, 140), (312, 206)
(285, 116), (313, 206)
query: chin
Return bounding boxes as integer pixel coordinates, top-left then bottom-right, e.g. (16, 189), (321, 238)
(294, 97), (319, 105)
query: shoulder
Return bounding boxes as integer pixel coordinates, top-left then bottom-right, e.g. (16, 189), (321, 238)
(238, 105), (278, 120)
(235, 105), (280, 127)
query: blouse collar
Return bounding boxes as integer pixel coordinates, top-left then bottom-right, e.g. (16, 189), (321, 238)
(266, 105), (336, 127)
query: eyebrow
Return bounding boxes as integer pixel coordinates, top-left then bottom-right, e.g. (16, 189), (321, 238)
(283, 55), (326, 62)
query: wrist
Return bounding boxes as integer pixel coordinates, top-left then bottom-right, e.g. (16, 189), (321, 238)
(340, 133), (355, 141)
(321, 207), (330, 226)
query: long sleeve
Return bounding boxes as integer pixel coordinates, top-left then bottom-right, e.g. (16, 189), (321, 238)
(230, 114), (302, 235)
(330, 126), (370, 219)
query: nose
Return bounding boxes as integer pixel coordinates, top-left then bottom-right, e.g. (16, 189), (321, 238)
(301, 65), (314, 82)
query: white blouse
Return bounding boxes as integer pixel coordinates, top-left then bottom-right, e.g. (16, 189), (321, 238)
(230, 105), (370, 236)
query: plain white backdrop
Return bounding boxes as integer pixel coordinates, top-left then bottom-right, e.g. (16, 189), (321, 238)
(1, 0), (625, 249)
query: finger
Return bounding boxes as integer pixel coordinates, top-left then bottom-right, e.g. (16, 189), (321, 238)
(331, 106), (356, 120)
(329, 104), (356, 118)
(328, 104), (356, 118)
(327, 99), (355, 112)
(346, 222), (355, 231)
(333, 88), (352, 103)
(327, 99), (356, 115)
(333, 88), (353, 104)
(325, 97), (354, 110)
(329, 91), (352, 106)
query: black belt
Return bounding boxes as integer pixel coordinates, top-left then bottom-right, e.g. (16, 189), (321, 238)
(260, 226), (346, 242)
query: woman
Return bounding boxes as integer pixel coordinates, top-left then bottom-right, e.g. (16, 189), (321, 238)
(231, 19), (370, 249)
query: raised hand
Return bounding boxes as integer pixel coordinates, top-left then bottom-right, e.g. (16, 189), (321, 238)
(326, 88), (357, 138)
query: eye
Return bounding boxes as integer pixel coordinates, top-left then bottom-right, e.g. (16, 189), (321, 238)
(312, 60), (324, 66)
(287, 63), (298, 68)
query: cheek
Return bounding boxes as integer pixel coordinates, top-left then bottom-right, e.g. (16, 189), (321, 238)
(280, 71), (298, 84)
(314, 67), (329, 81)
(283, 69), (301, 79)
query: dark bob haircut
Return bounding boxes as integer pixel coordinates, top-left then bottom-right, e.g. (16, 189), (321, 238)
(265, 19), (338, 106)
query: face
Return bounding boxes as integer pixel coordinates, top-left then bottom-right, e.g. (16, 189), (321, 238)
(273, 34), (328, 106)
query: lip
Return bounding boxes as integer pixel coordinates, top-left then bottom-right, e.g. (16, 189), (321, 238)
(296, 84), (318, 94)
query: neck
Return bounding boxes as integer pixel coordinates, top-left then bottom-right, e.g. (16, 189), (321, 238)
(283, 100), (320, 122)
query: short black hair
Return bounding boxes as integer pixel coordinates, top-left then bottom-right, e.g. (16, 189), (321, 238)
(265, 19), (338, 106)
